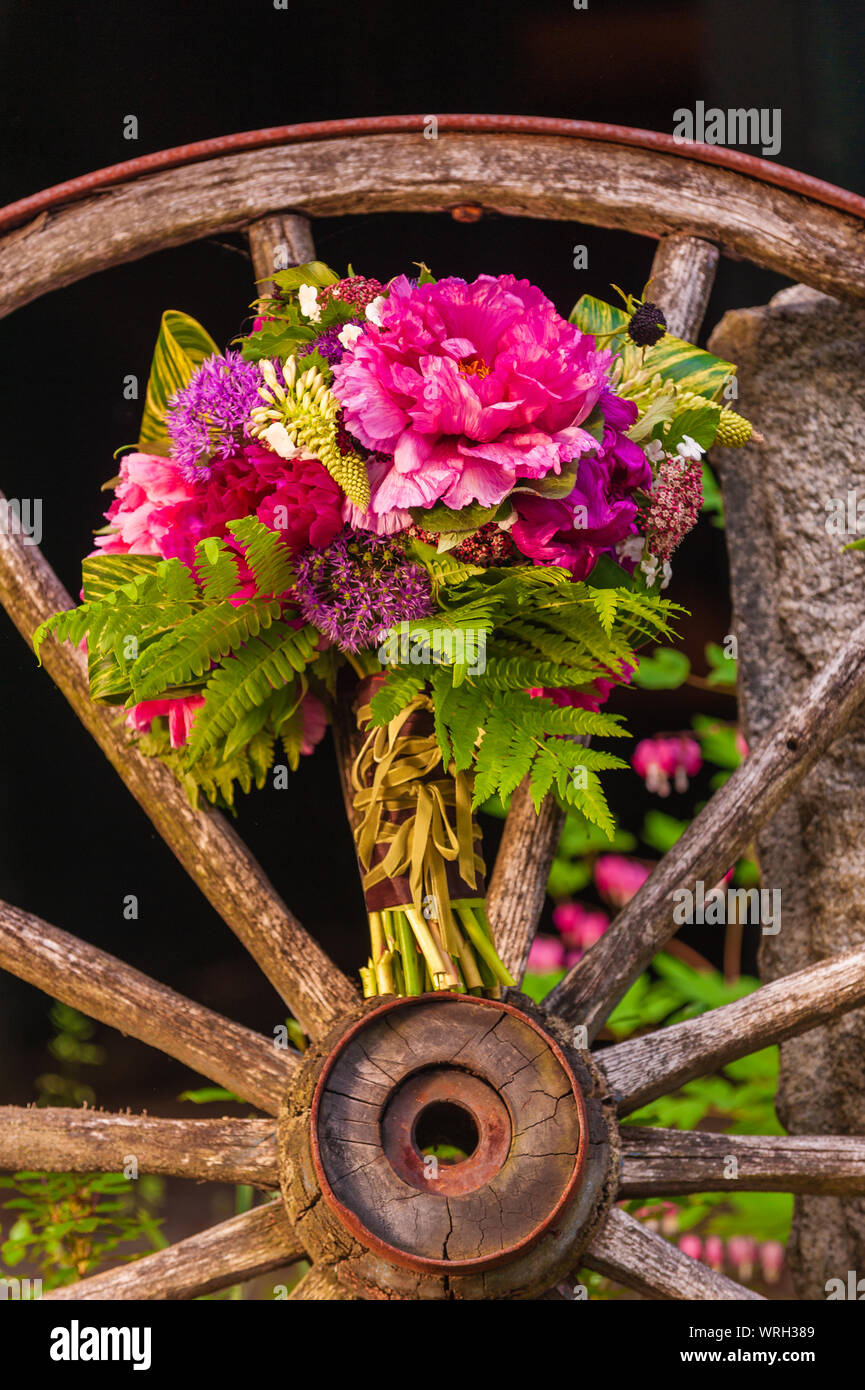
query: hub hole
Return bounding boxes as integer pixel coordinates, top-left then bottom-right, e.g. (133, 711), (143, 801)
(413, 1101), (479, 1166)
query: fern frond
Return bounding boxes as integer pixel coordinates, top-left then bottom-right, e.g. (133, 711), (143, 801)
(226, 517), (293, 597)
(130, 597), (283, 702)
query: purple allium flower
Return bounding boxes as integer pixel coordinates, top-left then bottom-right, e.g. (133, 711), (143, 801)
(167, 352), (264, 477)
(293, 531), (433, 651)
(307, 326), (345, 367)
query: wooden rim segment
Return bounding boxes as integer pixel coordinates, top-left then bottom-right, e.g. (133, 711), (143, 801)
(3, 123), (865, 321)
(3, 114), (864, 234)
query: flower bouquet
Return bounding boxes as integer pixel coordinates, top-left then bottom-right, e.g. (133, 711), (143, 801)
(36, 262), (751, 1000)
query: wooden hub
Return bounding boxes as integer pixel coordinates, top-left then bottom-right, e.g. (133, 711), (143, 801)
(280, 993), (620, 1299)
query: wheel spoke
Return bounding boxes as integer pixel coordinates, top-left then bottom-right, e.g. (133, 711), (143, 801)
(600, 944), (865, 1116)
(491, 234), (719, 986)
(247, 212), (315, 294)
(0, 508), (358, 1037)
(0, 1108), (278, 1187)
(0, 898), (294, 1115)
(582, 1207), (763, 1300)
(288, 1264), (355, 1300)
(546, 617), (865, 1037)
(487, 781), (565, 983)
(44, 1200), (303, 1300)
(619, 1127), (865, 1197)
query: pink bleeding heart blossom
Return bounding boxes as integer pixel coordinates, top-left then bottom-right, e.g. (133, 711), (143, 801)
(332, 273), (620, 529)
(552, 902), (610, 963)
(632, 735), (702, 795)
(526, 935), (566, 974)
(594, 854), (650, 908)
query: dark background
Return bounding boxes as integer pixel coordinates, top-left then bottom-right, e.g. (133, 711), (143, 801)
(1, 0), (863, 1120)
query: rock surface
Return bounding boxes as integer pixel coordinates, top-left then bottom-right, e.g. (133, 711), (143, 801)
(709, 285), (865, 1299)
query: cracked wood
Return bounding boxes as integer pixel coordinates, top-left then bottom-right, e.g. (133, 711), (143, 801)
(45, 1201), (303, 1300)
(619, 1127), (865, 1197)
(600, 944), (865, 1116)
(0, 898), (294, 1115)
(0, 1108), (279, 1187)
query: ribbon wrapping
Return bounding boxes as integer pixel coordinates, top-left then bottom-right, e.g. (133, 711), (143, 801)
(350, 684), (485, 918)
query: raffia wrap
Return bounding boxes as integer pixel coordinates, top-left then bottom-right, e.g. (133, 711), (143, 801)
(350, 682), (485, 917)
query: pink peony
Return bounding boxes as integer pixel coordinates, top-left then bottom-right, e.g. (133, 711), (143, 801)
(594, 854), (651, 908)
(331, 274), (613, 526)
(94, 453), (202, 560)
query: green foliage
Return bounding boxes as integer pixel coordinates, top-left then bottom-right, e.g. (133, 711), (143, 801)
(35, 520), (324, 807)
(138, 310), (219, 456)
(641, 808), (689, 854)
(570, 293), (736, 400)
(704, 641), (737, 688)
(371, 560), (678, 835)
(0, 1172), (166, 1290)
(241, 260), (354, 364)
(632, 646), (691, 690)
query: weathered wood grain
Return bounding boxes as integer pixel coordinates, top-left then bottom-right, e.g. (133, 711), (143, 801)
(600, 945), (865, 1116)
(3, 133), (865, 322)
(288, 1263), (353, 1300)
(45, 1201), (303, 1300)
(0, 499), (359, 1037)
(547, 616), (865, 1037)
(583, 1206), (763, 1300)
(0, 1108), (279, 1187)
(492, 234), (719, 986)
(645, 234), (721, 340)
(0, 899), (294, 1115)
(619, 1127), (865, 1197)
(247, 212), (316, 297)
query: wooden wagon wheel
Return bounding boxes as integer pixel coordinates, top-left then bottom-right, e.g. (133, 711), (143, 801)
(3, 115), (865, 1301)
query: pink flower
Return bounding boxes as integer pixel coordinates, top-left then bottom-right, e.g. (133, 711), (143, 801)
(300, 692), (328, 755)
(510, 392), (652, 577)
(526, 935), (566, 973)
(332, 274), (614, 525)
(255, 457), (344, 554)
(594, 854), (650, 908)
(552, 902), (610, 960)
(94, 453), (201, 559)
(704, 1235), (725, 1271)
(759, 1241), (784, 1285)
(632, 735), (702, 795)
(726, 1236), (757, 1281)
(678, 1234), (703, 1261)
(125, 695), (206, 748)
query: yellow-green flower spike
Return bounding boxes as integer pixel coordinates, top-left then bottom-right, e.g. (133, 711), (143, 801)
(249, 357), (371, 509)
(714, 406), (753, 447)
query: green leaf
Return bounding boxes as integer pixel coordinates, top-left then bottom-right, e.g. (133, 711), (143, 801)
(663, 403), (721, 451)
(632, 647), (691, 690)
(138, 310), (219, 455)
(411, 500), (501, 535)
(642, 809), (688, 853)
(704, 641), (737, 688)
(269, 261), (340, 294)
(590, 588), (619, 635)
(178, 1086), (242, 1103)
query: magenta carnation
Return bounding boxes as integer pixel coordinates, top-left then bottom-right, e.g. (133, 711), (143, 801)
(331, 273), (612, 527)
(256, 457), (344, 554)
